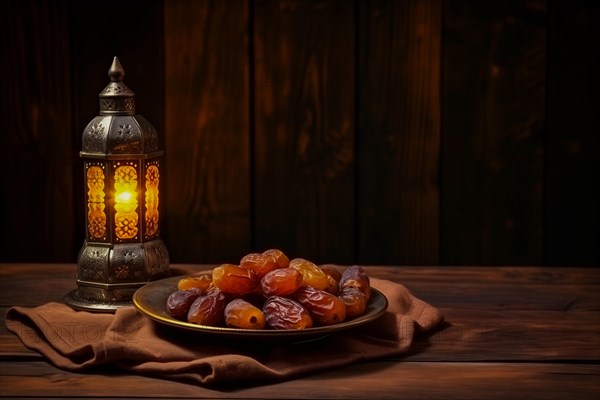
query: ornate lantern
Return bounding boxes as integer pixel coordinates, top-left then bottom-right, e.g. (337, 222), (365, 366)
(65, 57), (170, 312)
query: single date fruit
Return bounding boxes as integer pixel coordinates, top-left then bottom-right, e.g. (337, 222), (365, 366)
(224, 298), (266, 330)
(263, 296), (313, 330)
(166, 288), (203, 320)
(338, 287), (367, 318)
(289, 258), (329, 290)
(293, 286), (347, 325)
(339, 265), (371, 301)
(240, 252), (279, 278)
(261, 267), (303, 297)
(187, 288), (228, 326)
(177, 274), (213, 292)
(212, 263), (258, 295)
(262, 248), (290, 269)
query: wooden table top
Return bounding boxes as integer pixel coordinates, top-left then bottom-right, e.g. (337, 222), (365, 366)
(1, 263), (599, 399)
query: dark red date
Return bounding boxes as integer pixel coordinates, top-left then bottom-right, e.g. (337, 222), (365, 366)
(293, 286), (347, 326)
(263, 296), (313, 330)
(339, 265), (371, 301)
(166, 288), (202, 320)
(187, 288), (228, 326)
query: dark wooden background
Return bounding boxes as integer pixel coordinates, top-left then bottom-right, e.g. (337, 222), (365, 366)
(1, 0), (597, 266)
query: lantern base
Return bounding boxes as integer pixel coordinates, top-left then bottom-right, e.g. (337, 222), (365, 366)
(63, 289), (133, 313)
(66, 239), (171, 312)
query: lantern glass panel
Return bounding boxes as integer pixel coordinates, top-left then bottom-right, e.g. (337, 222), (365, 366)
(113, 161), (139, 241)
(85, 163), (107, 241)
(144, 160), (160, 239)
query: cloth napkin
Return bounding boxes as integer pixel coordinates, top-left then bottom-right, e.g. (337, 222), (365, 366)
(5, 277), (443, 387)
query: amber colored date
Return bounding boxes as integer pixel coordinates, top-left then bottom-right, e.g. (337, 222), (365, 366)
(289, 258), (329, 290)
(262, 248), (290, 269)
(338, 287), (367, 318)
(339, 265), (371, 301)
(293, 286), (347, 326)
(224, 298), (266, 330)
(166, 288), (203, 320)
(263, 296), (313, 330)
(240, 253), (279, 278)
(177, 274), (213, 292)
(212, 264), (258, 295)
(261, 267), (303, 297)
(187, 288), (228, 326)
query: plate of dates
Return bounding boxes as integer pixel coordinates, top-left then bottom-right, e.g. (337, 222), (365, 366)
(133, 251), (388, 343)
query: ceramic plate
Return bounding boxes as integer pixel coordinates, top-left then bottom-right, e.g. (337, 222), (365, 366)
(133, 274), (388, 343)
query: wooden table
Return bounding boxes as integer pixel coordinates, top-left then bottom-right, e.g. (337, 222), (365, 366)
(1, 263), (599, 399)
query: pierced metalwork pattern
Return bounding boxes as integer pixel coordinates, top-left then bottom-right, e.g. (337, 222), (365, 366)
(101, 81), (133, 96)
(78, 245), (109, 282)
(109, 244), (146, 283)
(82, 116), (110, 153)
(100, 97), (135, 114)
(146, 240), (170, 277)
(108, 116), (142, 154)
(108, 244), (149, 284)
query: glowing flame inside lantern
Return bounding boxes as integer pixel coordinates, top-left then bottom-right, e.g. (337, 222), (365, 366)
(116, 191), (133, 203)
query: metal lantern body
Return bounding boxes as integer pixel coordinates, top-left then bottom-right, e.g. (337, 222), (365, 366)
(65, 57), (170, 312)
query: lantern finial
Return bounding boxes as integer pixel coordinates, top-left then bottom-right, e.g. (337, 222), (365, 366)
(108, 56), (125, 82)
(99, 56), (135, 115)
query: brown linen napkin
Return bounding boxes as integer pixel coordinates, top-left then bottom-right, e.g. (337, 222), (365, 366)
(5, 278), (443, 387)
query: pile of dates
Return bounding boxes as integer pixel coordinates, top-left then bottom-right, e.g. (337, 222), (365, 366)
(166, 249), (372, 330)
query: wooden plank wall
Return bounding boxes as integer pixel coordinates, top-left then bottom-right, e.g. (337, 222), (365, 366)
(358, 0), (441, 265)
(442, 0), (547, 265)
(0, 0), (597, 266)
(164, 0), (250, 263)
(0, 0), (75, 261)
(544, 0), (599, 266)
(253, 1), (356, 264)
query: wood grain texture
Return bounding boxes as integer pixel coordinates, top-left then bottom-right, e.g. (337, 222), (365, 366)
(3, 264), (598, 361)
(442, 0), (546, 265)
(545, 0), (600, 266)
(2, 264), (599, 398)
(253, 0), (356, 264)
(164, 0), (251, 263)
(0, 361), (597, 399)
(357, 0), (442, 265)
(0, 0), (75, 262)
